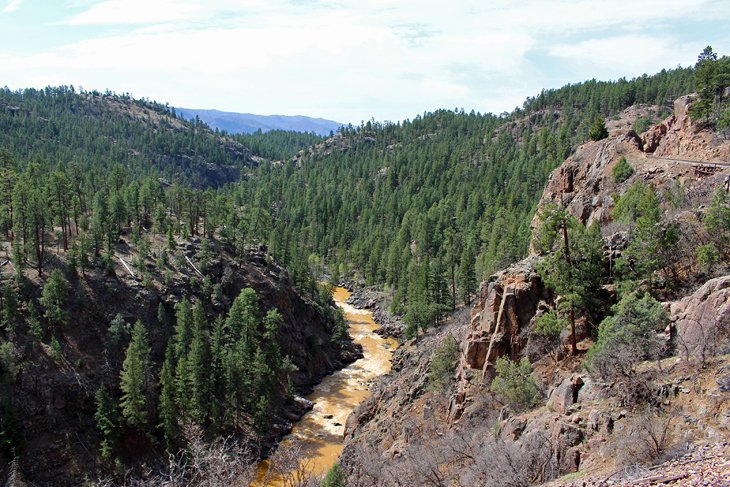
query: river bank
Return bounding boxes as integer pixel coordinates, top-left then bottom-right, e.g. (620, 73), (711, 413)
(342, 285), (407, 339)
(257, 287), (398, 485)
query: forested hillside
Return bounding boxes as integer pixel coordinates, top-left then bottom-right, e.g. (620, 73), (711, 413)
(0, 87), (255, 187)
(238, 66), (694, 335)
(0, 89), (355, 485)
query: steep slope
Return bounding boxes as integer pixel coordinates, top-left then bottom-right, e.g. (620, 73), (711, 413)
(339, 95), (730, 486)
(0, 234), (358, 486)
(238, 67), (694, 336)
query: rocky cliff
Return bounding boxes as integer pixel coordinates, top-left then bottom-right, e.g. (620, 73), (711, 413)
(534, 95), (729, 231)
(340, 96), (730, 486)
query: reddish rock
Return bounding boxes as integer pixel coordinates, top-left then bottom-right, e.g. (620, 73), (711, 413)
(670, 275), (730, 364)
(461, 257), (547, 381)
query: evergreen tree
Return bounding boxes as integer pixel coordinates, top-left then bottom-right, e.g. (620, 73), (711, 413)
(157, 343), (178, 450)
(588, 116), (609, 141)
(94, 385), (120, 462)
(39, 269), (69, 327)
(120, 321), (151, 429)
(458, 245), (476, 305)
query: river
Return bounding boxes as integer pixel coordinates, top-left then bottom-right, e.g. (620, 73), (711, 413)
(257, 286), (398, 485)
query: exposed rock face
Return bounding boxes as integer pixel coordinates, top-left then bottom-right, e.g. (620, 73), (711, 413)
(461, 257), (547, 378)
(670, 275), (730, 363)
(534, 131), (643, 229)
(446, 257), (549, 426)
(547, 375), (584, 414)
(533, 95), (730, 235)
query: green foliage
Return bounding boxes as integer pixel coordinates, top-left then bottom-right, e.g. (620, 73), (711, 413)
(704, 187), (730, 256)
(588, 116), (609, 141)
(94, 385), (120, 462)
(238, 129), (324, 161)
(612, 157), (635, 184)
(157, 288), (286, 446)
(106, 314), (131, 351)
(0, 87), (252, 187)
(427, 334), (459, 391)
(633, 116), (654, 134)
(612, 181), (653, 224)
(584, 292), (669, 381)
(26, 301), (43, 340)
(50, 335), (62, 362)
(690, 46), (730, 126)
(0, 341), (20, 381)
(39, 269), (69, 327)
(696, 243), (720, 273)
(120, 321), (151, 429)
(535, 309), (563, 338)
(536, 211), (607, 320)
(320, 463), (347, 487)
(616, 183), (677, 285)
(490, 357), (541, 412)
(329, 305), (348, 344)
(663, 179), (685, 211)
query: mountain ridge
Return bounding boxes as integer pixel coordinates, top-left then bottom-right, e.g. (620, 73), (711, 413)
(177, 108), (342, 136)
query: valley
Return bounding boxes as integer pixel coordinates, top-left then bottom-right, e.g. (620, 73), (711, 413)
(1, 47), (729, 487)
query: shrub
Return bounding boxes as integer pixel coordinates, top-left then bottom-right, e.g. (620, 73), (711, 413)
(612, 156), (635, 183)
(696, 243), (720, 273)
(588, 116), (608, 141)
(321, 463), (346, 487)
(427, 334), (459, 391)
(584, 292), (669, 402)
(633, 116), (654, 134)
(491, 357), (541, 412)
(535, 309), (563, 337)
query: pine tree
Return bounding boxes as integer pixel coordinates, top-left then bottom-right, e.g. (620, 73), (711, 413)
(187, 302), (210, 424)
(39, 269), (69, 327)
(588, 116), (609, 141)
(158, 343), (178, 450)
(458, 245), (476, 305)
(94, 385), (120, 462)
(120, 321), (151, 429)
(173, 299), (193, 359)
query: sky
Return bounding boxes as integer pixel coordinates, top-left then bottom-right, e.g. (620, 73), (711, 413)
(1, 0), (729, 124)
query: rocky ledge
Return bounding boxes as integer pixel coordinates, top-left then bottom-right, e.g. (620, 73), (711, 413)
(344, 285), (407, 339)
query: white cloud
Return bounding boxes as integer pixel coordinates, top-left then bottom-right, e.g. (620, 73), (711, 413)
(547, 35), (698, 79)
(3, 0), (22, 13)
(3, 0), (730, 121)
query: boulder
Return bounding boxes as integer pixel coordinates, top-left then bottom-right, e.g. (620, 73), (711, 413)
(548, 375), (584, 413)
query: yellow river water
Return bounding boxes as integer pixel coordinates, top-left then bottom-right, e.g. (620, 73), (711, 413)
(256, 287), (397, 485)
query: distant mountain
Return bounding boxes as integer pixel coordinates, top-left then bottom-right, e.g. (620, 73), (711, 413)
(177, 108), (342, 136)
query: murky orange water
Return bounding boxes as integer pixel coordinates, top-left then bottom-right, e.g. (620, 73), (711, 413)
(256, 287), (397, 485)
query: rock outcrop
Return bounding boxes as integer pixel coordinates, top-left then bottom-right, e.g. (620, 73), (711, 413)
(533, 95), (730, 234)
(461, 257), (547, 378)
(670, 275), (730, 364)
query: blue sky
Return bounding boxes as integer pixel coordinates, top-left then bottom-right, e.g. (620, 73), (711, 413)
(1, 0), (729, 123)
